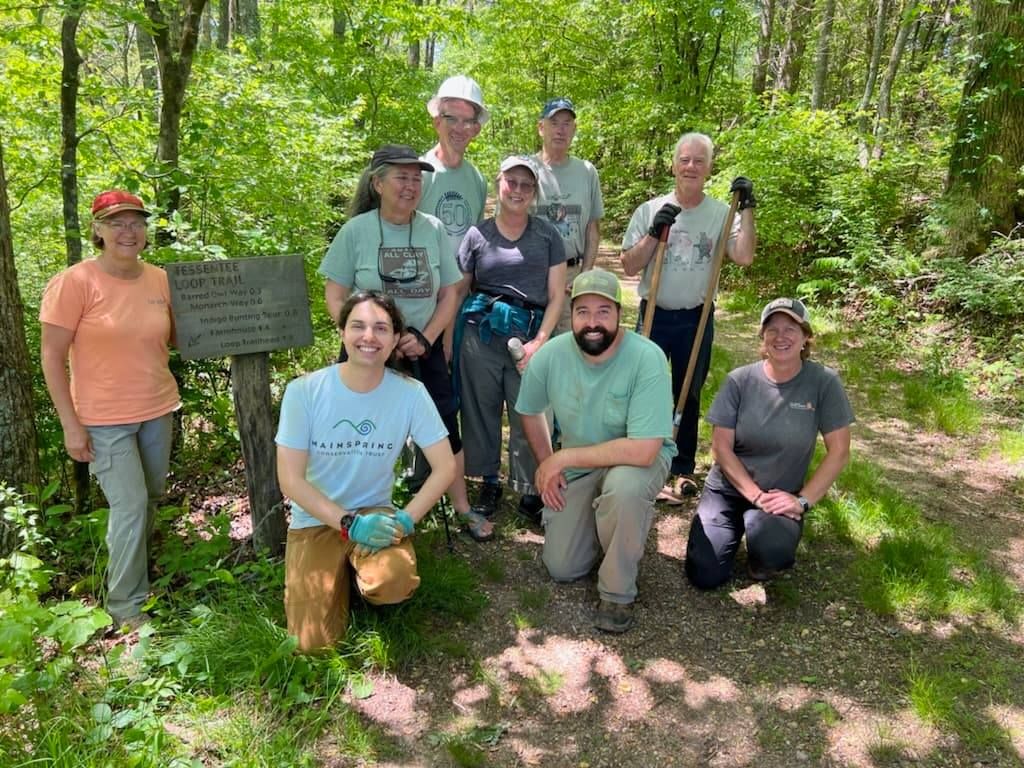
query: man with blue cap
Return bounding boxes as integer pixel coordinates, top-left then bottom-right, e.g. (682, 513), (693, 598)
(533, 97), (604, 334)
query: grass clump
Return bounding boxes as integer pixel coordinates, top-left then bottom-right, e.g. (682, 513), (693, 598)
(807, 456), (1021, 625)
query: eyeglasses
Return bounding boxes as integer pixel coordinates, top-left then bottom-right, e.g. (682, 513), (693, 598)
(502, 178), (536, 193)
(440, 114), (480, 130)
(102, 220), (147, 231)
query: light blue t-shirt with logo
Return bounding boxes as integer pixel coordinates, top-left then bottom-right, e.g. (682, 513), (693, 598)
(418, 147), (487, 256)
(275, 366), (447, 529)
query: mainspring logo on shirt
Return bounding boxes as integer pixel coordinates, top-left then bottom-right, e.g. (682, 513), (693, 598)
(789, 401), (815, 412)
(333, 418), (375, 435)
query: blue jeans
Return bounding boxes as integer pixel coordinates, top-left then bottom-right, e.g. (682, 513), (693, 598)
(636, 301), (713, 476)
(87, 414), (173, 622)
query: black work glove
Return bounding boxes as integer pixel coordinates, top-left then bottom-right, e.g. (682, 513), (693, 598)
(647, 203), (681, 239)
(730, 176), (757, 210)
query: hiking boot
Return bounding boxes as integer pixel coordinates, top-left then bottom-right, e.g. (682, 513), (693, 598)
(471, 482), (503, 519)
(517, 494), (544, 525)
(593, 599), (635, 633)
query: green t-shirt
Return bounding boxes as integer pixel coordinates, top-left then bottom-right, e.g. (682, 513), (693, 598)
(418, 148), (487, 256)
(317, 209), (461, 332)
(515, 330), (677, 479)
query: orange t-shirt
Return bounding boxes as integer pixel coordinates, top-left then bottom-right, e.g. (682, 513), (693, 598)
(39, 260), (180, 426)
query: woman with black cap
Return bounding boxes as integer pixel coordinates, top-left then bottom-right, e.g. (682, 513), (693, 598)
(684, 298), (854, 588)
(318, 145), (476, 537)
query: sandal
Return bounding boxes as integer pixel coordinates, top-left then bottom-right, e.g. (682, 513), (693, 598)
(459, 510), (495, 542)
(656, 475), (698, 505)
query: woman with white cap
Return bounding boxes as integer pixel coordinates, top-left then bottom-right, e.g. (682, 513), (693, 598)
(685, 298), (854, 588)
(40, 190), (179, 631)
(454, 156), (567, 534)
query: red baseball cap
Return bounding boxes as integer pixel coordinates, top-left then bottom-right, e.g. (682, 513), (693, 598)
(91, 190), (151, 219)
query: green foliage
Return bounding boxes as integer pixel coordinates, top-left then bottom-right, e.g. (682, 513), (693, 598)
(0, 486), (110, 717)
(901, 345), (982, 436)
(932, 234), (1024, 325)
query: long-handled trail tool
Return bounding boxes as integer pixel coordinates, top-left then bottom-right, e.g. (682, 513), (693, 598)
(671, 190), (740, 440)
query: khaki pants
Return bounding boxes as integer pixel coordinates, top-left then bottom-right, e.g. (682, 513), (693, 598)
(87, 413), (174, 623)
(542, 455), (670, 604)
(284, 510), (420, 652)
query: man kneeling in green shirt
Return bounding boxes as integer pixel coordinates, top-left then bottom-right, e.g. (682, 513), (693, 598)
(515, 269), (676, 633)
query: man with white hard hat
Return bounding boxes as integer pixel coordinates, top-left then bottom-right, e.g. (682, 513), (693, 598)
(420, 75), (489, 257)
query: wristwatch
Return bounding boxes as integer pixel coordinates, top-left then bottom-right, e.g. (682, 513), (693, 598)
(338, 512), (355, 540)
(797, 496), (811, 513)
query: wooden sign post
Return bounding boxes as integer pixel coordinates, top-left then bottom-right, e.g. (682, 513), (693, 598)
(168, 254), (313, 556)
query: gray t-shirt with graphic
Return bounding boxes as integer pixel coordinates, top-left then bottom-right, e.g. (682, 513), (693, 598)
(704, 360), (855, 495)
(622, 192), (740, 310)
(533, 155), (603, 261)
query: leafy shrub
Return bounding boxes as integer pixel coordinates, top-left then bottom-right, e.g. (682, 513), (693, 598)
(0, 485), (110, 715)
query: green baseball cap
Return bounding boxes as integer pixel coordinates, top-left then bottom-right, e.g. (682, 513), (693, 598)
(571, 268), (622, 304)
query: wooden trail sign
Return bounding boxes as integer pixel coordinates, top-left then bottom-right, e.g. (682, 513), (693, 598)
(168, 255), (314, 556)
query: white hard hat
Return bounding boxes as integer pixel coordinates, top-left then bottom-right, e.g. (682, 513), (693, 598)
(427, 75), (490, 125)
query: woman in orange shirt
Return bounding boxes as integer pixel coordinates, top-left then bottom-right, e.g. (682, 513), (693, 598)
(40, 190), (180, 632)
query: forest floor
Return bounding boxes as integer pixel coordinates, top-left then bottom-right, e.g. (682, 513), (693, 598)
(302, 250), (1024, 768)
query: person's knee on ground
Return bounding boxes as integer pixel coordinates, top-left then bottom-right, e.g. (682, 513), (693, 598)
(684, 516), (734, 590)
(745, 512), (801, 573)
(284, 527), (353, 653)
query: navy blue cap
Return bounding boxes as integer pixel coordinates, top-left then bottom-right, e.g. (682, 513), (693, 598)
(540, 98), (576, 120)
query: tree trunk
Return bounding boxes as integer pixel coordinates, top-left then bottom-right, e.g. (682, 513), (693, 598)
(945, 0), (1024, 258)
(871, 4), (912, 160)
(200, 1), (212, 48)
(61, 1), (91, 513)
(752, 0), (776, 94)
(136, 23), (159, 91)
(230, 354), (285, 555)
(144, 0), (208, 220)
(425, 34), (435, 69)
(407, 0), (421, 67)
(857, 0), (890, 164)
(217, 0), (231, 49)
(810, 0), (836, 109)
(776, 0), (815, 94)
(236, 0), (258, 40)
(332, 1), (346, 42)
(0, 132), (40, 539)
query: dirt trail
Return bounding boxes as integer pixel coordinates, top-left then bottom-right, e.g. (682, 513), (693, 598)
(329, 248), (1024, 768)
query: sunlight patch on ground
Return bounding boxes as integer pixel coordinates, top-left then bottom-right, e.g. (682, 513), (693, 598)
(987, 704), (1024, 760)
(826, 702), (945, 766)
(345, 672), (428, 739)
(653, 513), (687, 559)
(769, 685), (944, 766)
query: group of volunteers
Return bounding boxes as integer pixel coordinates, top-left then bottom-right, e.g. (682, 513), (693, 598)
(39, 74), (853, 648)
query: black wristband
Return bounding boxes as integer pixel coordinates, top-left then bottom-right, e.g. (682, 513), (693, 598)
(339, 512), (355, 540)
(408, 327), (431, 357)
